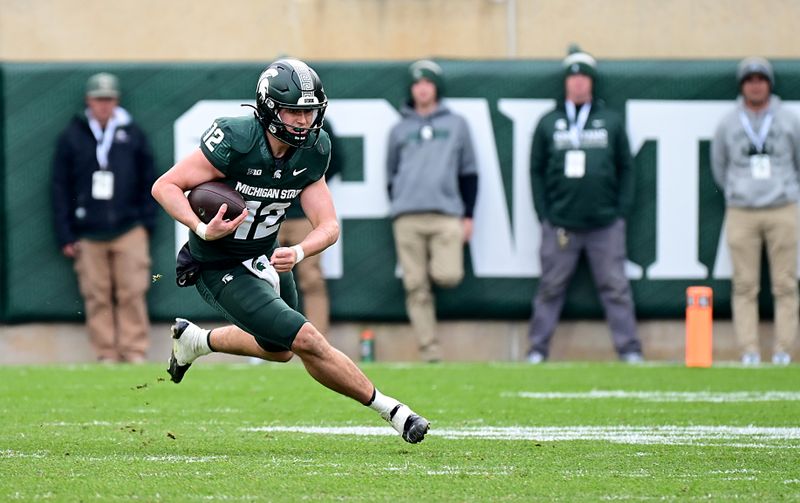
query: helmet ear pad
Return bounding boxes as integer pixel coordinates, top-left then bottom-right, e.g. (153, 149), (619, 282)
(255, 58), (328, 148)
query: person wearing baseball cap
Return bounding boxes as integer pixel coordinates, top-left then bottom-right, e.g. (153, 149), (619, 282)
(387, 59), (479, 362)
(51, 72), (157, 363)
(526, 45), (642, 365)
(85, 72), (120, 99)
(711, 57), (800, 366)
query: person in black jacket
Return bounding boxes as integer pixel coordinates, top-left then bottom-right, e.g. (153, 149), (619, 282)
(52, 72), (157, 363)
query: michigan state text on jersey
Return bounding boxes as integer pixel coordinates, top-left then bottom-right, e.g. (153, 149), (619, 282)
(192, 115), (331, 263)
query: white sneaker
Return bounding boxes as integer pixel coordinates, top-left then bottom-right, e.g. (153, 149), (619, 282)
(772, 351), (791, 366)
(527, 351), (545, 364)
(387, 404), (430, 444)
(741, 352), (761, 366)
(167, 318), (211, 383)
(620, 352), (644, 364)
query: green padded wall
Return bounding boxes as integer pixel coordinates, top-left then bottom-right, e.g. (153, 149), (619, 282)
(2, 60), (800, 322)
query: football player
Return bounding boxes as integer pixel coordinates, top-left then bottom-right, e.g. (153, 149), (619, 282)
(151, 58), (429, 444)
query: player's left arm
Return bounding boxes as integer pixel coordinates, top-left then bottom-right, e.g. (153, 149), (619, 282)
(270, 177), (340, 272)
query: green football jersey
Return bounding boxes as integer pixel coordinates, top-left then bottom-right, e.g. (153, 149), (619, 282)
(190, 115), (331, 263)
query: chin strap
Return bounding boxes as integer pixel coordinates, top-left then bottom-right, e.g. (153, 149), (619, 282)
(243, 103), (323, 149)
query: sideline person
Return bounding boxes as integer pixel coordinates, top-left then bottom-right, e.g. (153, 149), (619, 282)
(386, 59), (478, 362)
(52, 72), (156, 363)
(711, 57), (800, 366)
(526, 47), (643, 364)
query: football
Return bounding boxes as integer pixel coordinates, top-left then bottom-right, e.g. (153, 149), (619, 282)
(187, 181), (247, 223)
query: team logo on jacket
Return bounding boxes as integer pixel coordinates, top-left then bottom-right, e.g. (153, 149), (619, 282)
(555, 119), (567, 130)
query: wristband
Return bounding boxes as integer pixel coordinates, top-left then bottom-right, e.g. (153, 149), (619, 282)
(195, 222), (208, 240)
(291, 244), (305, 263)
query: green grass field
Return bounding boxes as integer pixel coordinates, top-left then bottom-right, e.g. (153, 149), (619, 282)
(2, 362), (799, 501)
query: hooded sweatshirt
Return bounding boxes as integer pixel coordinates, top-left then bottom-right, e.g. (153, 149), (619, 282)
(386, 103), (477, 218)
(711, 95), (800, 208)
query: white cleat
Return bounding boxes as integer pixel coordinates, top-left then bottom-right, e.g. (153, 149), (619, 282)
(772, 351), (791, 366)
(167, 318), (211, 383)
(387, 404), (430, 444)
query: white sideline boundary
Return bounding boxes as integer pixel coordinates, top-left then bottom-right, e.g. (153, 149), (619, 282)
(242, 425), (800, 448)
(510, 390), (800, 402)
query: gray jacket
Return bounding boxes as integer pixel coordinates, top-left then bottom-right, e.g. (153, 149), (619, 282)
(711, 95), (800, 208)
(386, 104), (477, 218)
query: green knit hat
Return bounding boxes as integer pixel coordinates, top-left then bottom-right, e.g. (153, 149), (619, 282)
(563, 45), (597, 81)
(408, 59), (445, 101)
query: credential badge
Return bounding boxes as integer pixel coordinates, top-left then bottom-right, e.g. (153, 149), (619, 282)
(420, 125), (434, 141)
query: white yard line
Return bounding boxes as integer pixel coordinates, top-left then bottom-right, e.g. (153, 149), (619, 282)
(0, 450), (229, 463)
(242, 425), (800, 448)
(510, 390), (800, 402)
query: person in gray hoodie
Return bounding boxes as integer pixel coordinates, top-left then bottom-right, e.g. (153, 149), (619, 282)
(711, 57), (800, 366)
(386, 60), (478, 362)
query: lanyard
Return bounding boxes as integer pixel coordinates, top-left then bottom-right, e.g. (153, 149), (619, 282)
(738, 110), (773, 154)
(86, 110), (119, 170)
(565, 101), (591, 149)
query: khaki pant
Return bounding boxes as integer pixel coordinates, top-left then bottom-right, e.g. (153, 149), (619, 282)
(278, 218), (330, 335)
(74, 226), (151, 362)
(726, 204), (799, 355)
(393, 213), (464, 361)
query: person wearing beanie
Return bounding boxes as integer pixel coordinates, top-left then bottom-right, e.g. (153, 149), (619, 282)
(386, 59), (479, 362)
(711, 57), (800, 366)
(526, 46), (643, 364)
(52, 72), (157, 363)
(562, 45), (597, 81)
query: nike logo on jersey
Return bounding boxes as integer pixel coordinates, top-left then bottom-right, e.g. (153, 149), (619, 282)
(293, 167), (308, 176)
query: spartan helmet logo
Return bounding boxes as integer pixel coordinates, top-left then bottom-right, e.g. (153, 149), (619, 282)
(257, 68), (279, 103)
